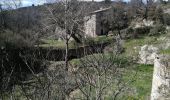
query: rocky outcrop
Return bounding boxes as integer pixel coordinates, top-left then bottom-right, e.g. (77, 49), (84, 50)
(139, 45), (159, 64)
(131, 19), (154, 29)
(151, 55), (170, 100)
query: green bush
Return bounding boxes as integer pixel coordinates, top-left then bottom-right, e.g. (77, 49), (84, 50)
(149, 22), (166, 36)
(84, 36), (114, 45)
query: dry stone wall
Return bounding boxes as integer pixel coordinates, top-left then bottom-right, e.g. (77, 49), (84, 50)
(151, 55), (170, 100)
(138, 45), (159, 64)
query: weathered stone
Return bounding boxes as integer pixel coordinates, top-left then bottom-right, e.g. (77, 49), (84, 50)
(138, 45), (159, 64)
(131, 18), (154, 29)
(84, 8), (111, 37)
(151, 55), (170, 100)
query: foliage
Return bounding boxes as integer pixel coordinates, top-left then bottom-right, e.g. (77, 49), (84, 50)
(0, 30), (33, 48)
(110, 2), (128, 32)
(84, 36), (114, 45)
(120, 26), (151, 39)
(70, 54), (153, 99)
(149, 22), (166, 36)
(39, 36), (114, 48)
(147, 5), (157, 20)
(154, 6), (164, 23)
(134, 26), (151, 35)
(163, 13), (170, 25)
(71, 53), (135, 99)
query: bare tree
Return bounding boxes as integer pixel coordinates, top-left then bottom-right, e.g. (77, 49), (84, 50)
(71, 53), (136, 100)
(43, 0), (91, 70)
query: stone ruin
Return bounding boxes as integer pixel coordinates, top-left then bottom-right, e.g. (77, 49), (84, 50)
(151, 54), (170, 100)
(138, 45), (170, 99)
(84, 7), (111, 37)
(138, 45), (159, 64)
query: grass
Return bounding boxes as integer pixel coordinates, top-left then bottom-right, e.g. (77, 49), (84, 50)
(123, 35), (165, 57)
(38, 39), (66, 48)
(160, 49), (170, 54)
(126, 64), (153, 99)
(37, 36), (114, 49)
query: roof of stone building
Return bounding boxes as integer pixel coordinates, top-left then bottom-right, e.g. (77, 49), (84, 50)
(89, 7), (111, 14)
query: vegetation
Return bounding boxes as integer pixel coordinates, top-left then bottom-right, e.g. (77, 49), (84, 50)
(163, 13), (170, 25)
(127, 64), (153, 99)
(38, 36), (114, 48)
(160, 49), (170, 54)
(1, 0), (170, 99)
(71, 55), (153, 99)
(149, 22), (166, 36)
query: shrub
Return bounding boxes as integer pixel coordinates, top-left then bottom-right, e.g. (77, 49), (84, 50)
(84, 36), (95, 45)
(120, 27), (134, 39)
(163, 14), (170, 25)
(84, 36), (114, 45)
(0, 30), (32, 48)
(154, 6), (164, 23)
(134, 26), (151, 35)
(149, 22), (166, 36)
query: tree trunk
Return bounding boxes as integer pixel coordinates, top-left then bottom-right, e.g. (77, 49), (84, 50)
(65, 38), (69, 71)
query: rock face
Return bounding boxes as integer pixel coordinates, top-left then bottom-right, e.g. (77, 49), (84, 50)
(139, 45), (159, 64)
(151, 55), (170, 100)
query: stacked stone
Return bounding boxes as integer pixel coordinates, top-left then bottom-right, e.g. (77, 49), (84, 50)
(151, 55), (170, 100)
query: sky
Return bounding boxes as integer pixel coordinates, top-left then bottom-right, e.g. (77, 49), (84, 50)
(0, 0), (47, 8)
(1, 0), (157, 8)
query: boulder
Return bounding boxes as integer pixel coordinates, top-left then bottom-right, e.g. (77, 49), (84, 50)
(138, 45), (159, 64)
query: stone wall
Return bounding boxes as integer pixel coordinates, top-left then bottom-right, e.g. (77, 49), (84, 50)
(84, 8), (111, 37)
(151, 55), (170, 100)
(84, 15), (97, 37)
(138, 45), (159, 64)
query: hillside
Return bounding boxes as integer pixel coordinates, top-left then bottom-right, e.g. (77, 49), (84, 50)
(0, 1), (170, 100)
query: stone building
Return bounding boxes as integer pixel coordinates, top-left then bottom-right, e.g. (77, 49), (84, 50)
(84, 7), (111, 37)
